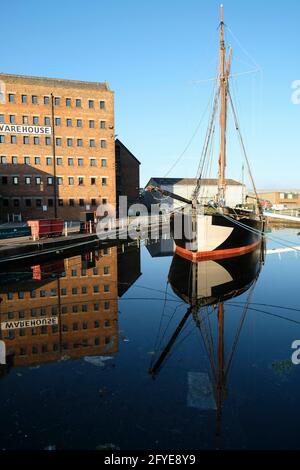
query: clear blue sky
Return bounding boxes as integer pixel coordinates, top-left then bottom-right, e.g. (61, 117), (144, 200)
(2, 0), (299, 189)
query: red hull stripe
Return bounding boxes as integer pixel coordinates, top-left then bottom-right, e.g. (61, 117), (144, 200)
(175, 240), (262, 262)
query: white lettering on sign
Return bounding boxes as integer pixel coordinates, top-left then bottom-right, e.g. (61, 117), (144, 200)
(0, 124), (52, 135)
(1, 316), (58, 330)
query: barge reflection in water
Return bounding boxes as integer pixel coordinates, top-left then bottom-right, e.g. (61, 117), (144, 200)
(150, 242), (265, 436)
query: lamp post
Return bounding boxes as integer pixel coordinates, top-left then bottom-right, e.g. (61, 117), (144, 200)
(51, 93), (58, 219)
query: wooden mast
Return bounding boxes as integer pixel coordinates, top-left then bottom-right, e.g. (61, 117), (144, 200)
(218, 4), (229, 205)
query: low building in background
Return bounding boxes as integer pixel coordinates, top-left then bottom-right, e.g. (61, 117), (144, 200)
(0, 73), (115, 222)
(145, 177), (245, 209)
(115, 139), (140, 211)
(256, 190), (300, 208)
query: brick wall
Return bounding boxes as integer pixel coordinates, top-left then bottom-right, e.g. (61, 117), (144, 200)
(0, 74), (116, 221)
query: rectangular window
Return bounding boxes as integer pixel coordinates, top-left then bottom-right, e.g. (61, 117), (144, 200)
(11, 135), (17, 144)
(0, 135), (5, 143)
(44, 96), (50, 105)
(69, 198), (74, 206)
(89, 139), (95, 147)
(88, 100), (94, 108)
(3, 199), (9, 206)
(77, 139), (83, 147)
(90, 158), (96, 167)
(78, 158), (83, 166)
(48, 198), (54, 207)
(66, 118), (72, 127)
(23, 116), (28, 124)
(0, 115), (4, 123)
(35, 177), (41, 184)
(33, 116), (39, 125)
(68, 177), (74, 185)
(91, 198), (96, 206)
(58, 199), (63, 206)
(54, 97), (60, 106)
(24, 156), (30, 164)
(35, 156), (41, 165)
(10, 115), (15, 124)
(89, 120), (94, 128)
(25, 198), (31, 207)
(100, 140), (107, 148)
(21, 95), (27, 104)
(68, 157), (74, 166)
(100, 120), (106, 128)
(101, 159), (107, 167)
(55, 117), (61, 126)
(25, 176), (31, 185)
(34, 136), (39, 145)
(79, 198), (84, 206)
(46, 157), (52, 165)
(67, 138), (73, 146)
(47, 177), (53, 185)
(66, 98), (71, 107)
(13, 198), (20, 207)
(57, 157), (62, 166)
(99, 100), (105, 109)
(91, 177), (96, 185)
(102, 198), (107, 204)
(44, 116), (50, 125)
(32, 95), (38, 104)
(78, 177), (84, 185)
(57, 177), (63, 185)
(36, 199), (42, 207)
(77, 119), (82, 127)
(56, 138), (62, 146)
(45, 136), (51, 145)
(76, 98), (81, 107)
(23, 136), (30, 144)
(12, 156), (18, 164)
(102, 177), (107, 186)
(0, 156), (7, 164)
(8, 94), (15, 103)
(2, 176), (7, 184)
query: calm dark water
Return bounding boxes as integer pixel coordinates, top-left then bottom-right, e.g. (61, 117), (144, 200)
(0, 228), (300, 450)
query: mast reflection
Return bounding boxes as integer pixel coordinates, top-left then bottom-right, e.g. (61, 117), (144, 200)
(150, 242), (265, 436)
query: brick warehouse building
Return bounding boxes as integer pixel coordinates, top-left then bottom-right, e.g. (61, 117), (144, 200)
(115, 138), (140, 206)
(0, 73), (115, 221)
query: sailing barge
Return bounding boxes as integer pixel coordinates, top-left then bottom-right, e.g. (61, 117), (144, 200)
(147, 5), (265, 262)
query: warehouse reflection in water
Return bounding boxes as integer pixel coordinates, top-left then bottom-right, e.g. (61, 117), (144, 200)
(0, 242), (141, 375)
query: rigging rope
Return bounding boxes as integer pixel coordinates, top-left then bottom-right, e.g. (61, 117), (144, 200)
(227, 87), (261, 211)
(163, 81), (218, 178)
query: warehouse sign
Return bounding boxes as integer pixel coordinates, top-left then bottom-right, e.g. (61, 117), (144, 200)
(1, 316), (58, 330)
(0, 124), (52, 135)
